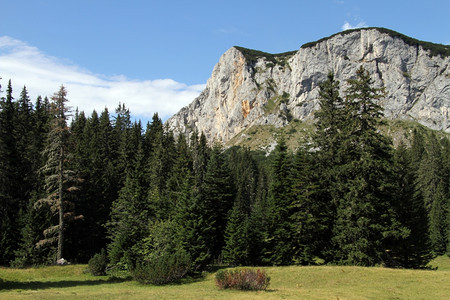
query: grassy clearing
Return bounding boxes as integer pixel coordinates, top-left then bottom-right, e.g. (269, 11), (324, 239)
(227, 120), (314, 152)
(1, 256), (449, 299)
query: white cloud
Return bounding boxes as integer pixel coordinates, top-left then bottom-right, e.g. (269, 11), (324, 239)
(0, 36), (205, 121)
(341, 21), (367, 31)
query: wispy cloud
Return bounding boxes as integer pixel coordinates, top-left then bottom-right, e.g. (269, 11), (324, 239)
(215, 26), (241, 35)
(0, 36), (205, 121)
(341, 21), (367, 31)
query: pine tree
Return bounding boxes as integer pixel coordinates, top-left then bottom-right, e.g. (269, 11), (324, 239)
(36, 86), (81, 262)
(309, 72), (347, 263)
(202, 143), (234, 259)
(247, 167), (270, 266)
(0, 80), (20, 264)
(266, 135), (295, 265)
(417, 133), (449, 255)
(107, 143), (149, 267)
(12, 95), (53, 267)
(331, 67), (402, 266)
(222, 196), (249, 266)
(222, 147), (260, 265)
(290, 146), (325, 265)
(173, 166), (212, 271)
(388, 142), (432, 268)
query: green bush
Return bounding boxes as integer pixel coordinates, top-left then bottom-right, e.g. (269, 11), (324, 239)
(88, 249), (107, 276)
(133, 249), (191, 285)
(215, 268), (270, 290)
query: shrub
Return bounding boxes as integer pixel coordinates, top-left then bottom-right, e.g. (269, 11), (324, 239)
(215, 268), (270, 290)
(88, 249), (107, 276)
(133, 249), (191, 285)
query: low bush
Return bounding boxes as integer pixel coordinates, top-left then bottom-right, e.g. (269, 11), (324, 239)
(215, 268), (270, 290)
(133, 249), (191, 285)
(88, 249), (107, 276)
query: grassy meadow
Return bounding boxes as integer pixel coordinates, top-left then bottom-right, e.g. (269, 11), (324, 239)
(1, 256), (449, 299)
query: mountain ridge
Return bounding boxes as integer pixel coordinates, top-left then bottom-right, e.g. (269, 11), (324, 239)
(166, 28), (450, 146)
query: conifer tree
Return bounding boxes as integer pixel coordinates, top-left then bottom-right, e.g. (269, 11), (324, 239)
(290, 146), (326, 265)
(266, 135), (294, 265)
(247, 167), (270, 266)
(36, 86), (81, 261)
(388, 142), (432, 268)
(107, 143), (148, 267)
(173, 166), (212, 271)
(202, 143), (234, 259)
(331, 67), (402, 266)
(309, 72), (345, 262)
(222, 195), (249, 266)
(0, 80), (20, 264)
(416, 133), (449, 254)
(222, 147), (260, 265)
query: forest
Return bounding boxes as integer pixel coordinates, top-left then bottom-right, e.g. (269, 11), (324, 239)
(0, 67), (449, 276)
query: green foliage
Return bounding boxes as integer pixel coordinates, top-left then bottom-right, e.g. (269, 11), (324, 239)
(301, 27), (450, 58)
(266, 135), (296, 265)
(88, 249), (107, 276)
(133, 249), (191, 285)
(233, 46), (296, 66)
(215, 268), (270, 290)
(0, 72), (446, 271)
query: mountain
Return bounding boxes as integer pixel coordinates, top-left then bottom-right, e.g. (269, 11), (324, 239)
(166, 28), (450, 148)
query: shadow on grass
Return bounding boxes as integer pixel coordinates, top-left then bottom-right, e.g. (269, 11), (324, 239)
(0, 276), (130, 291)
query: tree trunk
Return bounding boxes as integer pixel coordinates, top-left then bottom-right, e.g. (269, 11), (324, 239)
(57, 141), (64, 261)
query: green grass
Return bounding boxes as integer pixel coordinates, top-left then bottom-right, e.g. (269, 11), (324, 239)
(226, 120), (314, 152)
(1, 256), (449, 299)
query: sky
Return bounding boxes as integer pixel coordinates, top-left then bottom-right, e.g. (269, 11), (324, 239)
(1, 0), (449, 122)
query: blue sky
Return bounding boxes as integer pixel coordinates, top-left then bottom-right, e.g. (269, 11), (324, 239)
(1, 0), (449, 121)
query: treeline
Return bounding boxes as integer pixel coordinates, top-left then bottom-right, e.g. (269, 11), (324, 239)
(0, 67), (448, 272)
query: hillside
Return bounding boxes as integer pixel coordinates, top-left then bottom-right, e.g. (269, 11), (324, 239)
(166, 27), (450, 147)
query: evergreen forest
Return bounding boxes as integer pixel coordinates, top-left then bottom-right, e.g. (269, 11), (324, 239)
(0, 67), (449, 274)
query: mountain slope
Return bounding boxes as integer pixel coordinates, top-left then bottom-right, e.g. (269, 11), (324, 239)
(166, 28), (450, 145)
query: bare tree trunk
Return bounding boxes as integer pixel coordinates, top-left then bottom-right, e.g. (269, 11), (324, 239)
(57, 135), (64, 261)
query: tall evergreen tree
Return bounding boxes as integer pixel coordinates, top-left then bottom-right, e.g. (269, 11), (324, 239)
(222, 147), (259, 265)
(222, 194), (250, 266)
(202, 143), (234, 260)
(0, 80), (20, 264)
(36, 86), (81, 261)
(107, 143), (149, 267)
(331, 67), (403, 266)
(289, 146), (326, 265)
(247, 167), (270, 266)
(266, 135), (295, 265)
(173, 165), (212, 271)
(309, 72), (346, 262)
(388, 142), (432, 268)
(416, 133), (449, 254)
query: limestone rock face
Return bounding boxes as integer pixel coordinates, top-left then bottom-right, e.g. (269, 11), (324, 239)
(167, 28), (450, 144)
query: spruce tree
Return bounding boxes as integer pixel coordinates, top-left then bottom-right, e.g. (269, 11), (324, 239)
(266, 135), (294, 265)
(202, 143), (234, 259)
(0, 80), (20, 264)
(36, 86), (81, 262)
(388, 142), (432, 268)
(290, 146), (326, 265)
(247, 167), (270, 266)
(107, 143), (148, 267)
(222, 195), (249, 266)
(173, 166), (212, 271)
(331, 67), (401, 266)
(310, 72), (346, 262)
(417, 133), (449, 255)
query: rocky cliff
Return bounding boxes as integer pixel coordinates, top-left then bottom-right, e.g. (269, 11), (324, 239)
(166, 28), (450, 145)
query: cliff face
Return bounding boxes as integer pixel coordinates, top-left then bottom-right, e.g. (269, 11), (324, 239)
(167, 28), (450, 144)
